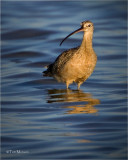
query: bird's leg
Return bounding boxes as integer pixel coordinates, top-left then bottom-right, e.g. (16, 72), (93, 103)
(66, 82), (69, 90)
(77, 82), (82, 90)
(66, 81), (72, 90)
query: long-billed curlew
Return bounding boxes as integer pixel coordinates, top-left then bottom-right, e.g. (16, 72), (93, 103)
(43, 20), (97, 89)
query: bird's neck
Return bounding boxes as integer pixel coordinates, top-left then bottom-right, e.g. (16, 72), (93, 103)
(80, 31), (93, 52)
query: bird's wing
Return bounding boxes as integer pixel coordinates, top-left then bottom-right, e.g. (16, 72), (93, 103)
(53, 47), (79, 70)
(43, 47), (79, 76)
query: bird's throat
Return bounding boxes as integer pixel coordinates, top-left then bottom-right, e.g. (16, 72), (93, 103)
(80, 31), (93, 52)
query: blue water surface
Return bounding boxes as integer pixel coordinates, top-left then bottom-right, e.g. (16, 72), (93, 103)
(1, 1), (127, 160)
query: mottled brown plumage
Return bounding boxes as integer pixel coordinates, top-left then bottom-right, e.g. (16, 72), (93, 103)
(43, 20), (97, 89)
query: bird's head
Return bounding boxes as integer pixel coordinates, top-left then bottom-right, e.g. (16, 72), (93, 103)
(80, 21), (94, 32)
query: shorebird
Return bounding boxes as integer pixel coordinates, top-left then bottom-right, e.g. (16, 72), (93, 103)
(43, 20), (97, 89)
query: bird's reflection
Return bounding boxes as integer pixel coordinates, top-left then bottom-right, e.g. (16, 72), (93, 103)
(47, 89), (100, 114)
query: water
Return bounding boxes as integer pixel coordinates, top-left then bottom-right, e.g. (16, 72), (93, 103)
(1, 1), (127, 160)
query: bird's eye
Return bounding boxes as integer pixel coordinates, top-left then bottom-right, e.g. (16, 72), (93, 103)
(88, 24), (91, 27)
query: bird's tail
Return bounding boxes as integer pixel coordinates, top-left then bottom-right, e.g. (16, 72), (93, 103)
(43, 64), (53, 77)
(43, 70), (51, 77)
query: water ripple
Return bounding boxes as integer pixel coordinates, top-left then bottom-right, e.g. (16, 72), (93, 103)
(1, 1), (127, 160)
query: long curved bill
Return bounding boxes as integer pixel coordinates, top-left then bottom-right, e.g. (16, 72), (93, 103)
(60, 27), (84, 46)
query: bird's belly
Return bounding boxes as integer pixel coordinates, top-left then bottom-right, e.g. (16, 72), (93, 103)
(57, 53), (97, 83)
